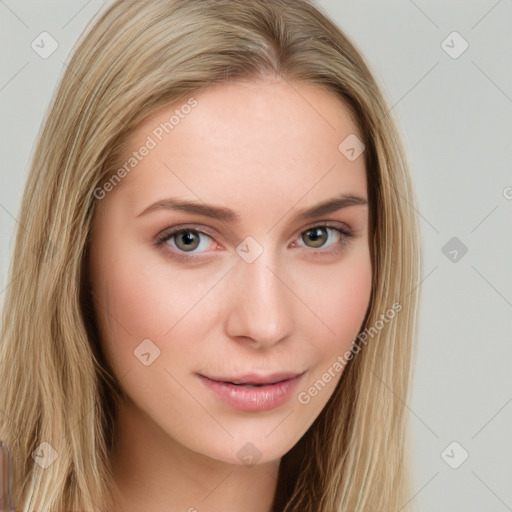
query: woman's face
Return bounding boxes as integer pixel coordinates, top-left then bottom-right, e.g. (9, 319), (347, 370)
(89, 79), (372, 467)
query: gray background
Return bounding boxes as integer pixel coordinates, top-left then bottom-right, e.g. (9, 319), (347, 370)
(1, 1), (511, 510)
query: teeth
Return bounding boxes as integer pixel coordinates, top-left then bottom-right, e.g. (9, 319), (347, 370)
(230, 382), (264, 387)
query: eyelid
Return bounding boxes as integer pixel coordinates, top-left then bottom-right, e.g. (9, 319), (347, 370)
(153, 220), (354, 260)
(154, 223), (218, 247)
(295, 219), (353, 237)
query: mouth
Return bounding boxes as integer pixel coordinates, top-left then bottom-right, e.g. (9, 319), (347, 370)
(198, 371), (305, 411)
(202, 372), (304, 386)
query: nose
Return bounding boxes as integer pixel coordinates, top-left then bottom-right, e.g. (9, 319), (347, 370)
(224, 250), (295, 349)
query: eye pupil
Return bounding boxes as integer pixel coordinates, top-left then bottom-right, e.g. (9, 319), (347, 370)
(303, 227), (327, 248)
(175, 230), (200, 251)
(163, 225), (341, 257)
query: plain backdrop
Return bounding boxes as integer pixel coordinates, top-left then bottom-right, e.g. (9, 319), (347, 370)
(1, 1), (511, 510)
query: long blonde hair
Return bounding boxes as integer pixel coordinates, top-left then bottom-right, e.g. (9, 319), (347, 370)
(0, 1), (422, 510)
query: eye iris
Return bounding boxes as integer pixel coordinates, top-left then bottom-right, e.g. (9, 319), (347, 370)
(303, 227), (327, 248)
(169, 227), (334, 253)
(175, 230), (200, 251)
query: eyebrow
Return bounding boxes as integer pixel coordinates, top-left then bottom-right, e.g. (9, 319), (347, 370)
(136, 193), (368, 222)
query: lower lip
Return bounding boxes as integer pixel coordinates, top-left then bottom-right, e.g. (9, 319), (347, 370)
(199, 374), (304, 412)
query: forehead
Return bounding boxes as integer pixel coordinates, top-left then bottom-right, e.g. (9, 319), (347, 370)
(107, 79), (367, 216)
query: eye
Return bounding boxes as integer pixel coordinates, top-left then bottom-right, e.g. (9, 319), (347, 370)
(294, 222), (353, 254)
(154, 221), (353, 261)
(156, 227), (213, 255)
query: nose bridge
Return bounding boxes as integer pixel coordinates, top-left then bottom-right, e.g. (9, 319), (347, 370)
(225, 240), (294, 346)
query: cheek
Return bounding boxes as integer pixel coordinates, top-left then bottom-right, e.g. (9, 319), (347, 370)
(89, 230), (172, 371)
(92, 265), (171, 370)
(92, 224), (372, 376)
(90, 238), (217, 373)
(298, 250), (372, 376)
(294, 251), (372, 407)
(310, 251), (372, 355)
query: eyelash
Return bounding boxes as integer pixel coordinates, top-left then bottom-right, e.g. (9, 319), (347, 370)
(153, 222), (354, 262)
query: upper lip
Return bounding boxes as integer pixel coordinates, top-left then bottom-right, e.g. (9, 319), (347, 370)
(202, 371), (304, 385)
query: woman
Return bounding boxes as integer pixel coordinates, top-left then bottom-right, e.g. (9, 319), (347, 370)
(0, 0), (422, 510)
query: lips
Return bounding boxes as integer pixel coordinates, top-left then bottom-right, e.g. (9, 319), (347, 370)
(203, 372), (303, 386)
(198, 371), (305, 411)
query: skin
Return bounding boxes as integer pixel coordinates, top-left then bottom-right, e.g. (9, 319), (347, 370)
(88, 78), (372, 512)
